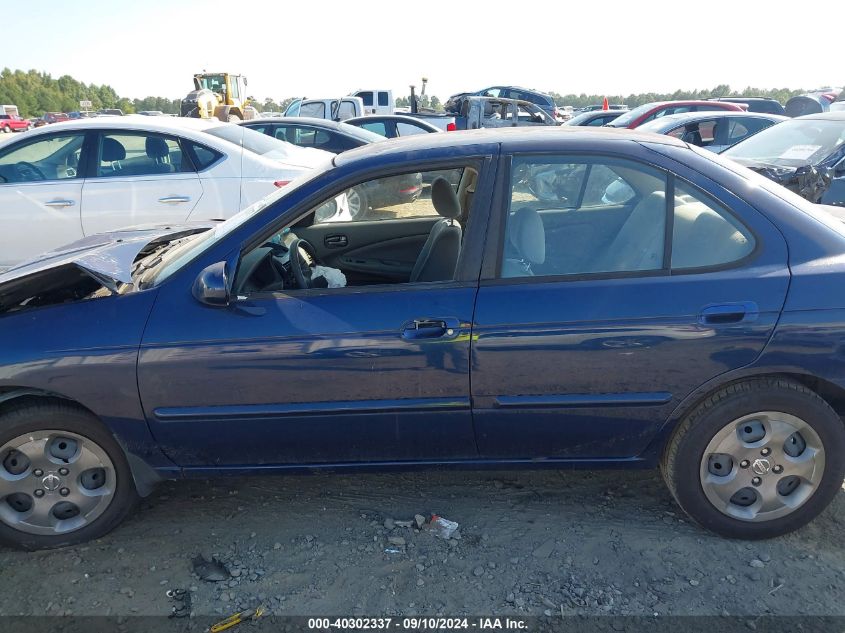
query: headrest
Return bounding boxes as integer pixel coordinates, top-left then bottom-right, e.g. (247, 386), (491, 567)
(146, 136), (169, 159)
(101, 137), (126, 162)
(510, 207), (545, 265)
(431, 177), (461, 220)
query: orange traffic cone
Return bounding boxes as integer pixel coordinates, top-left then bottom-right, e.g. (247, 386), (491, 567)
(602, 97), (609, 111)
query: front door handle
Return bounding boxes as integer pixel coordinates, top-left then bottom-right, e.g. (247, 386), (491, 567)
(43, 199), (76, 208)
(401, 317), (461, 340)
(158, 195), (191, 204)
(324, 234), (348, 248)
(698, 302), (759, 325)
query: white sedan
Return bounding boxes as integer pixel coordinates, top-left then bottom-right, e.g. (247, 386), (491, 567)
(0, 116), (332, 270)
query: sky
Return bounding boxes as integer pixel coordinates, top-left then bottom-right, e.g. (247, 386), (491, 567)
(2, 0), (843, 103)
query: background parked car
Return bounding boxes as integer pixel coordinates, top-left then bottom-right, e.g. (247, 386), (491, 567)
(563, 110), (626, 127)
(241, 117), (385, 153)
(446, 86), (558, 119)
(721, 111), (845, 206)
(68, 111), (97, 120)
(42, 112), (70, 124)
(240, 117), (420, 218)
(0, 114), (32, 133)
(344, 114), (442, 138)
(0, 116), (331, 269)
(784, 90), (841, 117)
(637, 111), (786, 152)
(708, 97), (785, 115)
(606, 100), (745, 129)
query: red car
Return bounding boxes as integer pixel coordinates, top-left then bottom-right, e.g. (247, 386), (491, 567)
(0, 114), (32, 133)
(42, 112), (71, 124)
(606, 100), (745, 129)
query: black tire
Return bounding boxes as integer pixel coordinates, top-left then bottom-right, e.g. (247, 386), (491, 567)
(0, 402), (138, 550)
(661, 377), (845, 539)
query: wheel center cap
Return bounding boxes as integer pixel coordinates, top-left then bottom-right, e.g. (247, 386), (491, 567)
(751, 458), (771, 476)
(42, 473), (62, 491)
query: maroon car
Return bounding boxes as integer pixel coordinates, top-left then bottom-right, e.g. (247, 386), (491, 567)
(606, 100), (745, 129)
(42, 112), (71, 124)
(0, 114), (32, 133)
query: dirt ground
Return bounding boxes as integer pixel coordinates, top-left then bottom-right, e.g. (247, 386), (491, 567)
(0, 469), (842, 620)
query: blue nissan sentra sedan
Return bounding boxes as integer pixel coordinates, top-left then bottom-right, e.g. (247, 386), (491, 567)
(0, 127), (844, 549)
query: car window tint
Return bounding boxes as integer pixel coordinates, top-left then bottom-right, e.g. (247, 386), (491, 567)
(96, 133), (187, 178)
(0, 134), (85, 183)
(187, 142), (222, 170)
(359, 121), (388, 136)
(672, 182), (755, 269)
(503, 157), (667, 278)
(378, 92), (390, 107)
(396, 122), (427, 136)
(299, 102), (325, 118)
(312, 168), (463, 224)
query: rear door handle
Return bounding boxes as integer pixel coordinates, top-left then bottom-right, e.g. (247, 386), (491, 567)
(158, 195), (191, 204)
(401, 317), (461, 340)
(43, 199), (75, 208)
(698, 302), (759, 325)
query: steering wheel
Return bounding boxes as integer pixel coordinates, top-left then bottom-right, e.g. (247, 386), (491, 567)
(14, 161), (47, 181)
(288, 238), (318, 289)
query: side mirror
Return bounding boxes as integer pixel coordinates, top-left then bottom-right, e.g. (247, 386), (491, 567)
(192, 261), (230, 306)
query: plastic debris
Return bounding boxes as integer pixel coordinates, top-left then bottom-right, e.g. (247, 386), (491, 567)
(192, 555), (231, 582)
(429, 515), (459, 540)
(210, 605), (265, 632)
(384, 547), (402, 554)
(166, 588), (191, 619)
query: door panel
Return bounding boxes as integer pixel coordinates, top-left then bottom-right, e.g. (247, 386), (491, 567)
(81, 174), (203, 234)
(471, 153), (790, 460)
(139, 284), (478, 466)
(297, 217), (439, 283)
(0, 181), (84, 268)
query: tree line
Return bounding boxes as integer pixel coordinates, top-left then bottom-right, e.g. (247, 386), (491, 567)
(0, 68), (814, 119)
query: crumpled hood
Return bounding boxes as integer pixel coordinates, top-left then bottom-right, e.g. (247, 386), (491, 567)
(734, 158), (833, 203)
(0, 223), (215, 288)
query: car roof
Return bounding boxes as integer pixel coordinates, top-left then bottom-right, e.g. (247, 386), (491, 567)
(241, 116), (382, 142)
(333, 126), (687, 167)
(20, 115), (221, 134)
(641, 111), (787, 129)
(246, 116), (346, 130)
(795, 111), (845, 121)
(344, 115), (442, 130)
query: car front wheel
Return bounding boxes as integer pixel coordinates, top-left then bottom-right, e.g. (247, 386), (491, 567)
(661, 378), (845, 539)
(0, 402), (138, 550)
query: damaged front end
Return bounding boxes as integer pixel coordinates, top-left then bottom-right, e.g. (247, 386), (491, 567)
(742, 162), (833, 204)
(0, 226), (213, 316)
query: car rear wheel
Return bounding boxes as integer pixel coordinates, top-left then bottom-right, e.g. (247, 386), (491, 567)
(661, 378), (845, 539)
(346, 186), (369, 220)
(0, 402), (138, 550)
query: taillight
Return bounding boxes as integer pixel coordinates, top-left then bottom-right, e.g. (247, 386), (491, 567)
(446, 122), (456, 132)
(274, 180), (291, 188)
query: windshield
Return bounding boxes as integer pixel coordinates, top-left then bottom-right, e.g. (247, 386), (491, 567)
(722, 118), (845, 167)
(197, 74), (226, 92)
(143, 164), (332, 287)
(605, 103), (660, 127)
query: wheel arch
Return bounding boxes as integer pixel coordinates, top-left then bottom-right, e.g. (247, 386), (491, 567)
(642, 370), (845, 462)
(0, 387), (163, 496)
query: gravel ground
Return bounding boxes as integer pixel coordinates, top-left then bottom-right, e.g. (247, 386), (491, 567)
(0, 469), (842, 619)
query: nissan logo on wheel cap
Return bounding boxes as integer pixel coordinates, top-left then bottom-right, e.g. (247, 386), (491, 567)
(751, 459), (772, 476)
(42, 473), (61, 491)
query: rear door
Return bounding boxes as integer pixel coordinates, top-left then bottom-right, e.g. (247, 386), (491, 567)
(81, 130), (203, 234)
(471, 146), (789, 460)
